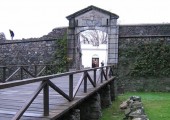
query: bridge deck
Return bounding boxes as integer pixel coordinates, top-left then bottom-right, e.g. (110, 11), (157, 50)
(0, 71), (113, 120)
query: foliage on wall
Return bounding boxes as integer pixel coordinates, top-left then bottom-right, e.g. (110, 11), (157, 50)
(119, 41), (170, 78)
(54, 33), (69, 72)
(47, 33), (69, 73)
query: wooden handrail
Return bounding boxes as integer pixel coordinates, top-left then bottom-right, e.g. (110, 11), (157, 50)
(86, 72), (96, 87)
(73, 73), (84, 98)
(36, 66), (46, 77)
(0, 65), (114, 89)
(0, 64), (59, 82)
(22, 66), (36, 78)
(5, 67), (21, 82)
(48, 80), (71, 101)
(0, 65), (115, 119)
(12, 81), (47, 120)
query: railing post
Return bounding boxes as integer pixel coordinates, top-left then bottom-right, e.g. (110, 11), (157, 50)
(84, 71), (87, 93)
(101, 68), (103, 83)
(20, 66), (23, 80)
(43, 81), (49, 116)
(45, 65), (48, 75)
(2, 67), (6, 83)
(109, 66), (113, 77)
(106, 66), (108, 79)
(94, 69), (96, 87)
(69, 74), (73, 100)
(34, 65), (37, 77)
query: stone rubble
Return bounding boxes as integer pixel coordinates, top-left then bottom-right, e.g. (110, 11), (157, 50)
(120, 96), (149, 120)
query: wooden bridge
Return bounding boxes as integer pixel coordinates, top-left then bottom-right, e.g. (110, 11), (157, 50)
(0, 65), (116, 120)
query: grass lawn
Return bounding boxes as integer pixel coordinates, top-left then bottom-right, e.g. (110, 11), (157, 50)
(100, 92), (170, 120)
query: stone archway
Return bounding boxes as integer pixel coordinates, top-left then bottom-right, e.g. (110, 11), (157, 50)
(66, 5), (119, 70)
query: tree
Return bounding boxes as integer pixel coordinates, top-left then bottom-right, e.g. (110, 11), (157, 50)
(80, 30), (108, 46)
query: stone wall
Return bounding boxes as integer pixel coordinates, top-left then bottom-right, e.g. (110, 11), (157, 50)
(0, 27), (67, 66)
(119, 24), (170, 37)
(1, 23), (170, 91)
(118, 24), (170, 92)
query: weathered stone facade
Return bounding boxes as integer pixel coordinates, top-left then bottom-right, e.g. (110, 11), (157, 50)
(0, 27), (67, 66)
(66, 5), (119, 69)
(119, 24), (170, 37)
(118, 24), (170, 92)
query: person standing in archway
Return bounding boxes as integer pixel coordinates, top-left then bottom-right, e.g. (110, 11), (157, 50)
(101, 61), (104, 67)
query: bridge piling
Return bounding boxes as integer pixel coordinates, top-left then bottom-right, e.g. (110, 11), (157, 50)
(80, 93), (102, 120)
(58, 109), (80, 120)
(43, 81), (49, 116)
(110, 79), (117, 101)
(58, 84), (114, 120)
(100, 84), (112, 109)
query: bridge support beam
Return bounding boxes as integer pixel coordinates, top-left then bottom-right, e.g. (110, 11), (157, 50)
(57, 82), (114, 120)
(110, 79), (117, 101)
(100, 85), (112, 109)
(80, 93), (102, 120)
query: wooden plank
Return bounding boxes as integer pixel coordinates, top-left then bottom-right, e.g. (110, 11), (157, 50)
(0, 69), (115, 120)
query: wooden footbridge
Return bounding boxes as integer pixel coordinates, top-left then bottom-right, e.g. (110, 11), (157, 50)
(0, 65), (116, 120)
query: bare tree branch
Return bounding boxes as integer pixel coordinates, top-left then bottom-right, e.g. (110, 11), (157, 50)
(80, 30), (108, 46)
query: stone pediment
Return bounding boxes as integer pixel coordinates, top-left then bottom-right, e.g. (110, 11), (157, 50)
(66, 5), (119, 20)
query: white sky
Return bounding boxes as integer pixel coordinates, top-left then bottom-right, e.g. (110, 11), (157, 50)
(0, 0), (170, 39)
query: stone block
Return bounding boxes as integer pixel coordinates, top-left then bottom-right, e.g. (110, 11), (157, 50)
(110, 19), (117, 25)
(124, 108), (131, 116)
(67, 29), (75, 34)
(108, 48), (118, 54)
(131, 101), (143, 109)
(121, 96), (149, 120)
(130, 96), (141, 102)
(129, 107), (145, 117)
(107, 58), (118, 64)
(110, 28), (118, 34)
(120, 101), (128, 109)
(108, 53), (118, 59)
(108, 43), (118, 49)
(108, 35), (118, 44)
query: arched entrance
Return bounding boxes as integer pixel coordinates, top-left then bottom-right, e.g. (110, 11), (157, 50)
(66, 5), (119, 69)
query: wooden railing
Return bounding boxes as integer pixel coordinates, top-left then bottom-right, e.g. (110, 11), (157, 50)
(0, 65), (115, 120)
(0, 64), (61, 83)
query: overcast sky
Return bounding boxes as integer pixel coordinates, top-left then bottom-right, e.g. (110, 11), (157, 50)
(0, 0), (170, 39)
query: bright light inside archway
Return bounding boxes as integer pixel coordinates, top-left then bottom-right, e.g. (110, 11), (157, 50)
(79, 30), (108, 68)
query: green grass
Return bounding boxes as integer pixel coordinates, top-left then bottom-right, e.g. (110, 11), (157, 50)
(100, 92), (170, 120)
